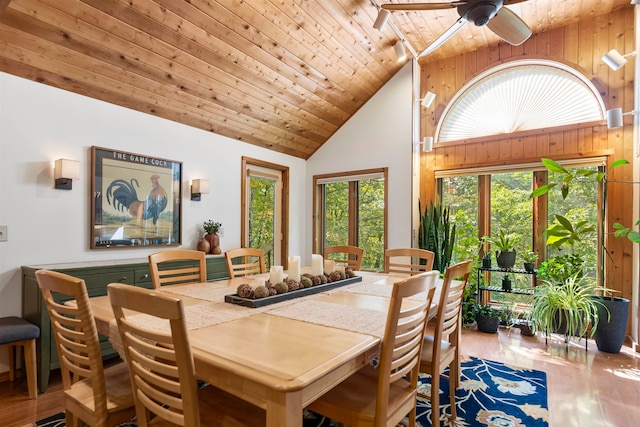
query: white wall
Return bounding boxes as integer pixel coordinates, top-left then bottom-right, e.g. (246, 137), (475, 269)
(0, 72), (306, 316)
(306, 63), (415, 255)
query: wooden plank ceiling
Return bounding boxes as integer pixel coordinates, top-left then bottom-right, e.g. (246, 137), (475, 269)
(0, 0), (631, 159)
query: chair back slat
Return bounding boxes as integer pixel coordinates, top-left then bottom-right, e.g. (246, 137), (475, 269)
(225, 248), (266, 279)
(324, 245), (364, 271)
(384, 248), (435, 276)
(149, 250), (207, 289)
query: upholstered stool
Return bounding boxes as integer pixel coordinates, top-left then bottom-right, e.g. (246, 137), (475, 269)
(0, 316), (40, 399)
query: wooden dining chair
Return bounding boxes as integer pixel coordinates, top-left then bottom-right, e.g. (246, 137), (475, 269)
(419, 259), (472, 427)
(35, 270), (135, 427)
(107, 283), (266, 427)
(306, 270), (438, 427)
(323, 245), (364, 271)
(384, 247), (435, 276)
(148, 249), (207, 289)
(224, 247), (266, 279)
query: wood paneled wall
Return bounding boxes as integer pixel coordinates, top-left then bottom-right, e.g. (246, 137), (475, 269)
(419, 7), (636, 330)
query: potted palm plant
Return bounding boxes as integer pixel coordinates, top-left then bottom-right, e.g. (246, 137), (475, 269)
(530, 158), (631, 352)
(482, 230), (519, 269)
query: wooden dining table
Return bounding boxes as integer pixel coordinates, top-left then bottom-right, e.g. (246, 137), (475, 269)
(88, 270), (442, 427)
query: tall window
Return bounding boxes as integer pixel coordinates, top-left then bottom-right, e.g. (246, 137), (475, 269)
(314, 169), (387, 271)
(438, 161), (600, 303)
(441, 175), (479, 263)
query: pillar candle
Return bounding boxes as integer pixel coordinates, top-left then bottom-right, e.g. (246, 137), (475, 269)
(288, 256), (301, 281)
(324, 259), (336, 274)
(311, 254), (324, 276)
(270, 265), (284, 284)
(250, 277), (266, 289)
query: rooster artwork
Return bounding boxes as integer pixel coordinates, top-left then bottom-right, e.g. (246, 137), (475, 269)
(106, 174), (168, 231)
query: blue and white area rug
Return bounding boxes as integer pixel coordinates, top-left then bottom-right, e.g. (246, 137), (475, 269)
(37, 356), (548, 427)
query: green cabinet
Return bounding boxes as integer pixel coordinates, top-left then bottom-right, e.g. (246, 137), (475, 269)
(22, 255), (228, 393)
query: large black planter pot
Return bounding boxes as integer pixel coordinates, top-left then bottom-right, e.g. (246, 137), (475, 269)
(477, 314), (500, 333)
(496, 250), (516, 269)
(593, 296), (630, 354)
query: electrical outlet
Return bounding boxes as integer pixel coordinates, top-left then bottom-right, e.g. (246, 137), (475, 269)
(0, 225), (7, 242)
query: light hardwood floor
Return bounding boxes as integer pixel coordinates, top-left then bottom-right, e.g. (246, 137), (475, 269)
(1, 327), (640, 427)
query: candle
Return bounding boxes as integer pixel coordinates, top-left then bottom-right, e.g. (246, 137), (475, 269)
(324, 259), (336, 274)
(250, 277), (266, 289)
(270, 265), (284, 284)
(311, 254), (323, 276)
(288, 256), (301, 281)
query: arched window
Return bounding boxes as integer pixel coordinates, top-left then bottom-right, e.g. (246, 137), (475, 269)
(435, 60), (606, 143)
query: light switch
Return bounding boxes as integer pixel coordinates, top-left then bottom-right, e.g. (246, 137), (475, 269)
(0, 226), (7, 242)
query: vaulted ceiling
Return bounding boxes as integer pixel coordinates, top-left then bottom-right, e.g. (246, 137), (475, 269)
(0, 0), (632, 159)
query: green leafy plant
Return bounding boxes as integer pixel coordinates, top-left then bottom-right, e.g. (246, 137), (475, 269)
(418, 200), (456, 272)
(482, 230), (519, 251)
(203, 220), (222, 234)
(475, 303), (502, 318)
(536, 254), (584, 284)
(530, 274), (603, 340)
(522, 247), (538, 263)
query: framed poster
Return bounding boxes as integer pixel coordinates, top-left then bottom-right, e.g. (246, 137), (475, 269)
(90, 146), (182, 249)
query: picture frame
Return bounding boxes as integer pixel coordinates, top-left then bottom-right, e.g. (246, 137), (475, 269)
(90, 146), (182, 249)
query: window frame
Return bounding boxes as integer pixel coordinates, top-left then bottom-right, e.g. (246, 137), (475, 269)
(312, 168), (388, 266)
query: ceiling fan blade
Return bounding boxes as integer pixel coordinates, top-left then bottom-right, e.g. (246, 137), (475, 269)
(503, 0), (530, 5)
(419, 17), (468, 57)
(381, 2), (466, 11)
(487, 6), (531, 45)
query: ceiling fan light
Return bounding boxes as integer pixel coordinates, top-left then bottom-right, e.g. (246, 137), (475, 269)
(373, 9), (391, 31)
(463, 3), (498, 26)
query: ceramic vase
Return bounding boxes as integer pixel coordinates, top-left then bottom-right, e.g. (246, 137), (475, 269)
(204, 233), (222, 254)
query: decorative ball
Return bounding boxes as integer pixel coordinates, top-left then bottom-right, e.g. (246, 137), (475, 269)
(311, 276), (322, 286)
(267, 286), (277, 296)
(253, 286), (269, 299)
(300, 277), (313, 288)
(286, 279), (300, 292)
(338, 270), (346, 280)
(319, 274), (328, 284)
(345, 268), (355, 278)
(236, 284), (253, 298)
(302, 273), (314, 280)
(328, 271), (341, 282)
(274, 282), (288, 294)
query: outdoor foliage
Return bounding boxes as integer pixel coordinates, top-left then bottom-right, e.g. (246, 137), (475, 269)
(248, 176), (275, 267)
(323, 178), (385, 271)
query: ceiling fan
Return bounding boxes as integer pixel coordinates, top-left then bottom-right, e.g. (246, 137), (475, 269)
(381, 0), (532, 57)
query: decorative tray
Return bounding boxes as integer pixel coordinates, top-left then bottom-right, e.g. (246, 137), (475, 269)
(224, 275), (363, 308)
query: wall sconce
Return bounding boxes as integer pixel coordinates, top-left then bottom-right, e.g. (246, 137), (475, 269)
(602, 49), (636, 71)
(606, 108), (638, 129)
(394, 41), (407, 62)
(373, 8), (391, 31)
(418, 91), (436, 108)
(191, 179), (209, 201)
(54, 159), (80, 190)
